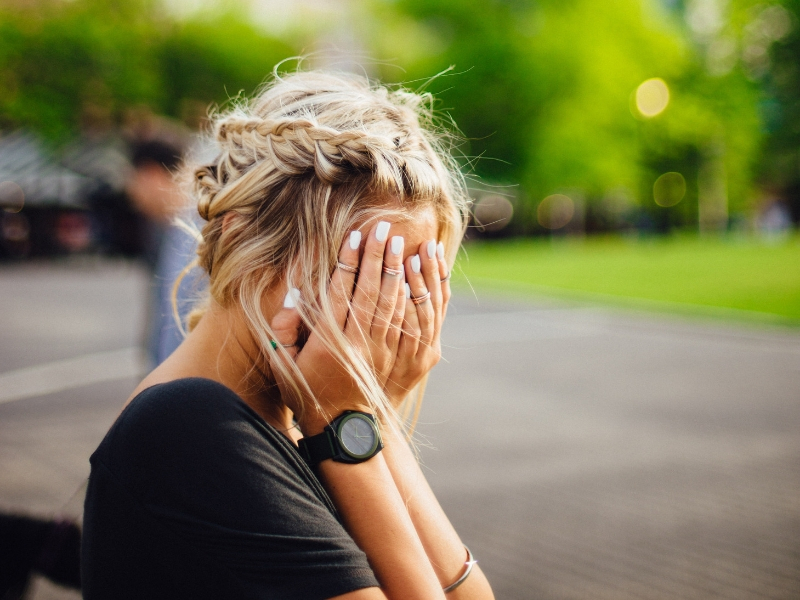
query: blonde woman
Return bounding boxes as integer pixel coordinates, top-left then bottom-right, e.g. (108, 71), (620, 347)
(82, 71), (495, 600)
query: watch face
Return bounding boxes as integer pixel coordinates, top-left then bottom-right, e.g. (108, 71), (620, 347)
(337, 413), (379, 459)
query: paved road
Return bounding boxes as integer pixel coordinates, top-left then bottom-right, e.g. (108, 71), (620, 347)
(1, 260), (798, 599)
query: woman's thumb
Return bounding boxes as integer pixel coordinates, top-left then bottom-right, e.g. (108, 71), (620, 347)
(270, 288), (302, 358)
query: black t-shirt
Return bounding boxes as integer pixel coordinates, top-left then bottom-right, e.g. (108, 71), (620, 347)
(82, 378), (378, 600)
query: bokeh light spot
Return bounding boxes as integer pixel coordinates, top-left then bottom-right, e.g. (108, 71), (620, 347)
(0, 181), (25, 213)
(635, 78), (670, 118)
(537, 194), (574, 229)
(653, 172), (686, 207)
(474, 195), (514, 232)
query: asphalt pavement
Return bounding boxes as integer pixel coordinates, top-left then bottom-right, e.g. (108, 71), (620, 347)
(1, 259), (798, 600)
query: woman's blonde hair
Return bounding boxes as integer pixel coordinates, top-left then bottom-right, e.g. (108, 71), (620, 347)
(180, 69), (469, 429)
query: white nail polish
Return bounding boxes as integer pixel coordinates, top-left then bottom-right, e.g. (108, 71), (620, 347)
(349, 230), (361, 250)
(437, 241), (445, 260)
(376, 221), (390, 242)
(427, 240), (436, 259)
(391, 236), (404, 255)
(411, 254), (421, 273)
(284, 287), (300, 309)
(405, 283), (411, 299)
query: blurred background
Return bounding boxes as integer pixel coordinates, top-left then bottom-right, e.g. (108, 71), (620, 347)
(0, 0), (798, 599)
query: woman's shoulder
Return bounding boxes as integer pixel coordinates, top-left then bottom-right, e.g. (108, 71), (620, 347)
(118, 377), (248, 437)
(129, 376), (241, 412)
(94, 378), (286, 478)
(92, 376), (338, 514)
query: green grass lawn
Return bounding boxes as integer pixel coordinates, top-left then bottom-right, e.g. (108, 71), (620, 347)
(454, 234), (800, 324)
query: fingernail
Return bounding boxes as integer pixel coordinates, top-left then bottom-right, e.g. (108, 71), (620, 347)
(437, 241), (445, 260)
(284, 287), (301, 309)
(427, 240), (436, 259)
(391, 236), (404, 255)
(349, 230), (361, 250)
(405, 283), (411, 298)
(411, 254), (421, 273)
(376, 221), (390, 242)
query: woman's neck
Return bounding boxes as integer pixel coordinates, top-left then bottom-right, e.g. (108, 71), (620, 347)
(133, 301), (297, 439)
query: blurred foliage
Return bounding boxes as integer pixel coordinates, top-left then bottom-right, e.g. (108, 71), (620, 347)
(364, 0), (798, 231)
(0, 0), (798, 232)
(762, 0), (800, 187)
(0, 0), (296, 141)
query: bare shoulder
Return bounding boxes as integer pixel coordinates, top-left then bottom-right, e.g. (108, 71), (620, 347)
(126, 345), (210, 406)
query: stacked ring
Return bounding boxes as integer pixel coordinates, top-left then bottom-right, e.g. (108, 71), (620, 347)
(410, 290), (431, 305)
(336, 261), (359, 274)
(382, 266), (403, 276)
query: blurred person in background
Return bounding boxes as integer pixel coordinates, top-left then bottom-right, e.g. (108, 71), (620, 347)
(126, 134), (208, 366)
(127, 138), (186, 269)
(82, 69), (494, 600)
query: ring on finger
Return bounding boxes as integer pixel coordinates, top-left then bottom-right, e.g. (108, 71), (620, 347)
(336, 261), (359, 274)
(270, 339), (296, 349)
(382, 266), (403, 276)
(411, 290), (431, 305)
(440, 271), (451, 283)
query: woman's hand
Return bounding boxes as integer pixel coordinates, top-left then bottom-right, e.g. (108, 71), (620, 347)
(269, 220), (406, 435)
(270, 227), (494, 600)
(383, 239), (451, 408)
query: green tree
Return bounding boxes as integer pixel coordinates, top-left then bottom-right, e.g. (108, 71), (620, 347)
(364, 0), (765, 232)
(0, 0), (297, 143)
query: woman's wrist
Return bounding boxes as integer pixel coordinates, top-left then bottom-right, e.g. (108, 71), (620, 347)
(297, 402), (373, 436)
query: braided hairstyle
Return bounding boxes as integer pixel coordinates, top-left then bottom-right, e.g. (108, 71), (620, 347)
(181, 70), (469, 427)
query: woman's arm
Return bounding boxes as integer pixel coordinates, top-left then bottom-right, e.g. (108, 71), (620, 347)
(316, 452), (443, 599)
(379, 239), (494, 599)
(272, 221), (445, 599)
(380, 426), (494, 599)
(272, 222), (492, 599)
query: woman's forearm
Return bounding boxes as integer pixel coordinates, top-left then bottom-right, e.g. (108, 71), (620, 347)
(380, 424), (495, 599)
(316, 452), (446, 600)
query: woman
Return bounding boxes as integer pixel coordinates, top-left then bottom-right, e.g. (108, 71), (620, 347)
(82, 70), (495, 600)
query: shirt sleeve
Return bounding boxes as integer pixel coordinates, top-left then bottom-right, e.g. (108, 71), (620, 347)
(87, 378), (378, 600)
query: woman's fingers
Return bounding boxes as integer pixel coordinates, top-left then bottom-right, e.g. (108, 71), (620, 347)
(399, 280), (421, 359)
(327, 229), (362, 330)
(436, 241), (452, 323)
(268, 289), (304, 413)
(270, 288), (302, 358)
(387, 274), (406, 352)
(420, 239), (444, 336)
(347, 221), (390, 341)
(371, 235), (404, 342)
(404, 247), (435, 350)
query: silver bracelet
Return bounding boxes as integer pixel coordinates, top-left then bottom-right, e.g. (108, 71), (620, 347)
(443, 545), (477, 594)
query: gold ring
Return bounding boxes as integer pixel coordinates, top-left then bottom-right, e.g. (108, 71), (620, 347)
(411, 290), (431, 305)
(336, 261), (359, 274)
(382, 266), (403, 276)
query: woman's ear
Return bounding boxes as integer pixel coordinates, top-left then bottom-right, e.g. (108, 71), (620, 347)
(221, 211), (239, 235)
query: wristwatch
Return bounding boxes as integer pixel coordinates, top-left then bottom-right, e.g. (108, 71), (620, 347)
(298, 411), (383, 466)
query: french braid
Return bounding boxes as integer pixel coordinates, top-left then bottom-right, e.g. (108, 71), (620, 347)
(195, 118), (403, 221)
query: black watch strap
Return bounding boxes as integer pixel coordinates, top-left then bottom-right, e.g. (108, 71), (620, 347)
(298, 429), (336, 466)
